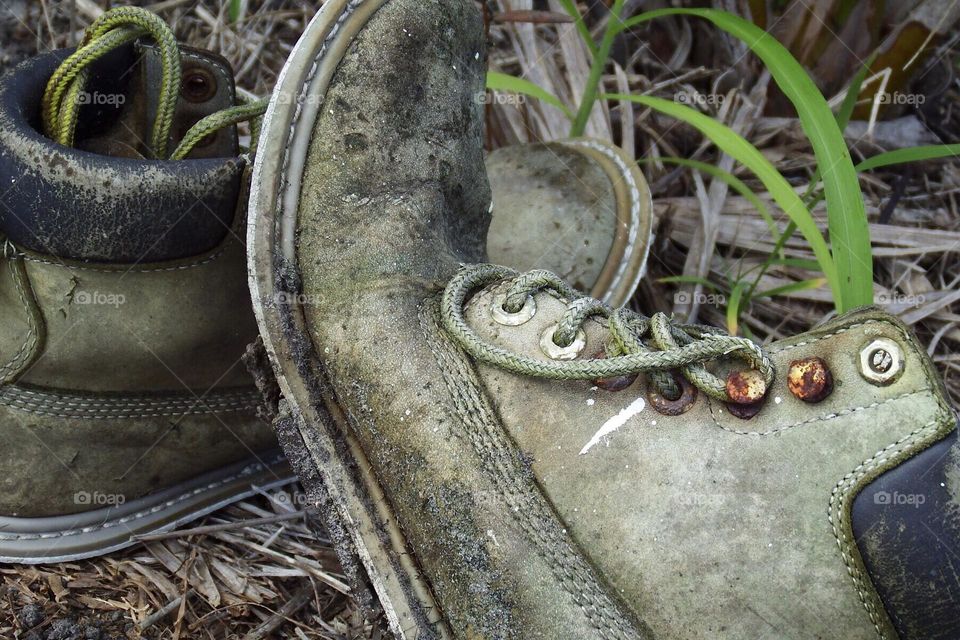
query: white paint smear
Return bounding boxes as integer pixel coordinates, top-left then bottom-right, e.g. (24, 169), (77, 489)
(579, 397), (646, 455)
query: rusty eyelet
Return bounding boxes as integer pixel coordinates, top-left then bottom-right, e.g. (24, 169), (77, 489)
(647, 373), (698, 416)
(181, 66), (217, 103)
(591, 347), (638, 392)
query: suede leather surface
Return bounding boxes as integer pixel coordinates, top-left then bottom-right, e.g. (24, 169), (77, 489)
(486, 143), (616, 293)
(8, 229), (257, 391)
(464, 285), (956, 640)
(0, 404), (273, 517)
(0, 168), (276, 517)
(289, 1), (646, 636)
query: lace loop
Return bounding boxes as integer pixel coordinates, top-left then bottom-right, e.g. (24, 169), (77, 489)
(41, 6), (267, 160)
(441, 264), (775, 404)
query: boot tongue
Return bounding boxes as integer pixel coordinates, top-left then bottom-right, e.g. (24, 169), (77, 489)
(73, 41), (239, 159)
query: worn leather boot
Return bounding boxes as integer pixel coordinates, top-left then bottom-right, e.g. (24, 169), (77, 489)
(0, 8), (291, 563)
(249, 1), (960, 638)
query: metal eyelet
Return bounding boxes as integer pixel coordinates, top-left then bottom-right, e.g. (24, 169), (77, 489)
(859, 338), (905, 385)
(490, 293), (537, 326)
(648, 373), (698, 416)
(540, 324), (587, 360)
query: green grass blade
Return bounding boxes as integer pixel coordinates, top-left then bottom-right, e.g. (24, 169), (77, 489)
(755, 278), (829, 299)
(618, 9), (873, 311)
(639, 156), (779, 241)
(726, 281), (745, 334)
(658, 275), (723, 291)
(743, 57), (873, 300)
(485, 72), (573, 119)
(856, 144), (960, 172)
(770, 257), (823, 271)
(570, 0), (625, 137)
(227, 0), (244, 24)
(609, 93), (840, 300)
(556, 0), (597, 55)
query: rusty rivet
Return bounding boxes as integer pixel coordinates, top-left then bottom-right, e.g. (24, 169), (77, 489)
(591, 348), (639, 392)
(181, 66), (217, 103)
(648, 373), (698, 416)
(787, 356), (834, 403)
(725, 369), (767, 405)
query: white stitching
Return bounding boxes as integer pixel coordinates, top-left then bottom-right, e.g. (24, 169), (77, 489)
(708, 390), (930, 436)
(0, 454), (286, 541)
(828, 419), (947, 639)
(768, 319), (889, 355)
(22, 246), (228, 273)
(0, 260), (37, 380)
(274, 0), (365, 226)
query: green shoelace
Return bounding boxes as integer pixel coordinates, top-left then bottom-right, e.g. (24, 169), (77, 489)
(41, 6), (267, 160)
(442, 264), (775, 404)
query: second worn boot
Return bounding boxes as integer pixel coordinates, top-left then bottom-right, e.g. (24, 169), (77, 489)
(0, 8), (290, 563)
(249, 1), (960, 638)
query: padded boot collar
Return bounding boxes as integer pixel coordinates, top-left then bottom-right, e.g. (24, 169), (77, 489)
(0, 49), (242, 263)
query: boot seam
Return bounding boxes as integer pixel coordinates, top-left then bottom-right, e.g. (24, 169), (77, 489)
(561, 139), (645, 301)
(0, 454), (285, 541)
(706, 389), (932, 436)
(829, 415), (953, 640)
(0, 258), (39, 382)
(21, 246), (228, 273)
(768, 319), (895, 355)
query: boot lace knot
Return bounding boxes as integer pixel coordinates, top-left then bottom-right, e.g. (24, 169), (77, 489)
(441, 264), (774, 405)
